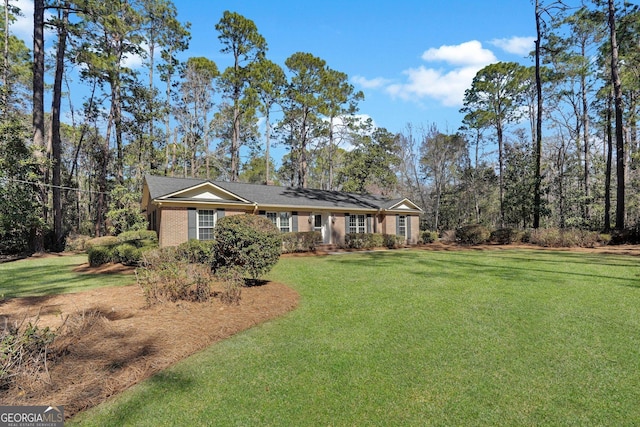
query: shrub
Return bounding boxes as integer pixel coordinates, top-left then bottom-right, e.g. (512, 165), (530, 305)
(213, 215), (282, 281)
(528, 228), (607, 248)
(113, 243), (142, 266)
(282, 231), (322, 253)
(88, 246), (114, 267)
(176, 239), (215, 264)
(456, 224), (490, 245)
(117, 230), (158, 246)
(137, 248), (212, 304)
(420, 230), (438, 244)
(65, 234), (92, 252)
(383, 234), (406, 249)
(490, 228), (524, 245)
(344, 233), (383, 249)
(85, 236), (119, 250)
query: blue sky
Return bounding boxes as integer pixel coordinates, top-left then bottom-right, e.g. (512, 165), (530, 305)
(12, 0), (537, 135)
(179, 0), (537, 134)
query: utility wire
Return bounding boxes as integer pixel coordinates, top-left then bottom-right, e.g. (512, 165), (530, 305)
(0, 177), (110, 195)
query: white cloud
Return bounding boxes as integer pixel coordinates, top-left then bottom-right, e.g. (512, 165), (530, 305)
(10, 0), (54, 41)
(351, 75), (391, 89)
(490, 36), (536, 56)
(421, 40), (497, 66)
(385, 40), (498, 107)
(386, 65), (482, 107)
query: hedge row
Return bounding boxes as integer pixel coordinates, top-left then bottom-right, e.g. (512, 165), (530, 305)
(87, 230), (158, 266)
(449, 225), (610, 248)
(344, 233), (406, 249)
(282, 231), (322, 253)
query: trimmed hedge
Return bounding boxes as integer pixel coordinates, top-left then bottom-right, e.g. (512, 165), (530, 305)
(344, 233), (383, 249)
(456, 224), (490, 245)
(489, 228), (523, 245)
(213, 215), (282, 281)
(383, 234), (406, 249)
(176, 239), (215, 264)
(282, 231), (322, 253)
(420, 230), (438, 244)
(88, 246), (114, 267)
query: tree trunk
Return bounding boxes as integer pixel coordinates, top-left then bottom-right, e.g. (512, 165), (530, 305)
(604, 90), (613, 231)
(32, 0), (46, 252)
(2, 0), (8, 112)
(581, 42), (590, 223)
(533, 2), (543, 229)
(609, 0), (625, 230)
(51, 5), (69, 250)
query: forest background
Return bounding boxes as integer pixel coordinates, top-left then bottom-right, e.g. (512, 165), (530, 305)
(0, 0), (638, 253)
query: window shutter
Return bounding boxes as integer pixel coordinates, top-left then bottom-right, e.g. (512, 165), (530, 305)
(407, 216), (412, 241)
(292, 212), (298, 232)
(188, 208), (196, 240)
(345, 213), (350, 234)
(217, 208), (225, 218)
(396, 214), (400, 236)
(367, 214), (372, 233)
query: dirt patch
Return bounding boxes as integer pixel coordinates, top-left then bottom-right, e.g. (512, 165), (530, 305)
(0, 267), (299, 419)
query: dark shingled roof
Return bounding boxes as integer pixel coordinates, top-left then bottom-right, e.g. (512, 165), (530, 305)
(144, 175), (416, 211)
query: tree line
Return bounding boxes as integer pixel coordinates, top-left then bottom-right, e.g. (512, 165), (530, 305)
(0, 0), (638, 254)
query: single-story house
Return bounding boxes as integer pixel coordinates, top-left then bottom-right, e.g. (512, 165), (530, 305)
(142, 174), (423, 248)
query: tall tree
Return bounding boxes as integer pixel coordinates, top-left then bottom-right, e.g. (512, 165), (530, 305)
(419, 125), (468, 231)
(320, 67), (364, 190)
(173, 57), (219, 178)
(215, 11), (267, 181)
(280, 52), (327, 188)
(608, 0), (625, 229)
(248, 58), (285, 184)
(50, 2), (70, 250)
(338, 125), (400, 195)
(461, 62), (528, 226)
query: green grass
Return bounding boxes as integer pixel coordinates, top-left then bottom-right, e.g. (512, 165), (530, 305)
(0, 254), (135, 298)
(68, 249), (640, 426)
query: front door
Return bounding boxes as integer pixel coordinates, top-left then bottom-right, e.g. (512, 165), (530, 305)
(313, 213), (331, 244)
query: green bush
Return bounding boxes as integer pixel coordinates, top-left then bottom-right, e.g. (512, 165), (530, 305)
(213, 215), (282, 281)
(113, 243), (142, 266)
(490, 228), (523, 245)
(177, 239), (215, 264)
(456, 224), (490, 245)
(420, 230), (438, 244)
(85, 236), (119, 250)
(88, 246), (114, 267)
(282, 231), (322, 253)
(383, 234), (406, 249)
(117, 230), (158, 246)
(344, 233), (380, 249)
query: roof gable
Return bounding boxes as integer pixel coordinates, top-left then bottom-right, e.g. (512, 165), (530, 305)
(160, 182), (250, 204)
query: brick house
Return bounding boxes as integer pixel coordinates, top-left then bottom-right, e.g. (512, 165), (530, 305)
(142, 175), (423, 248)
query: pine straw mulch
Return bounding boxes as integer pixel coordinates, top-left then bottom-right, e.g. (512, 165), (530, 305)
(0, 262), (299, 419)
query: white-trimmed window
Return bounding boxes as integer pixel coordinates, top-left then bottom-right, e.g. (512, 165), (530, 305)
(398, 215), (407, 237)
(349, 214), (366, 234)
(197, 209), (216, 240)
(267, 212), (291, 233)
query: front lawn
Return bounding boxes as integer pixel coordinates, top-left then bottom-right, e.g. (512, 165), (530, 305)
(72, 249), (640, 425)
(0, 254), (134, 298)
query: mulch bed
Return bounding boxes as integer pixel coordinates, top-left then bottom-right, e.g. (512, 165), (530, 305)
(0, 264), (299, 419)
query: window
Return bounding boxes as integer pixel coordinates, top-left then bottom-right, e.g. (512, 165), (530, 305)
(197, 209), (216, 240)
(349, 214), (366, 233)
(398, 215), (407, 237)
(266, 212), (291, 233)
